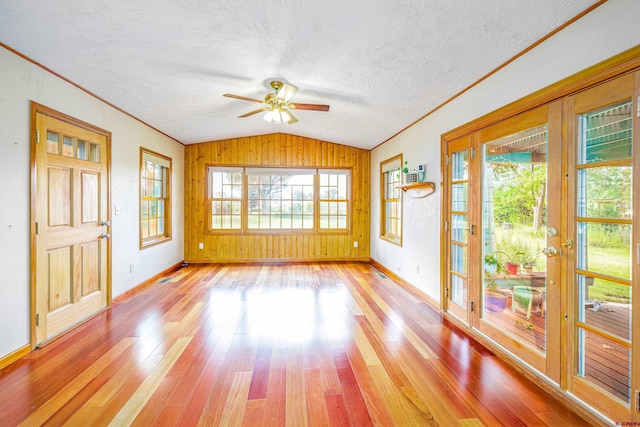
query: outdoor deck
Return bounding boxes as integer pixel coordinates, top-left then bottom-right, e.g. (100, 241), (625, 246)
(484, 298), (631, 403)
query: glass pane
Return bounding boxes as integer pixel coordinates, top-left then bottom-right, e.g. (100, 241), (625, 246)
(211, 216), (221, 229)
(578, 275), (631, 341)
(576, 222), (631, 280)
(46, 131), (59, 154)
(451, 214), (467, 243)
(62, 136), (73, 157)
(338, 216), (346, 228)
(451, 274), (467, 307)
(77, 140), (87, 160)
(141, 219), (149, 238)
(577, 328), (630, 403)
(451, 183), (467, 212)
(579, 100), (632, 164)
(231, 216), (241, 229)
(577, 166), (632, 219)
(90, 143), (100, 162)
(451, 150), (468, 180)
(481, 124), (548, 352)
(451, 243), (467, 275)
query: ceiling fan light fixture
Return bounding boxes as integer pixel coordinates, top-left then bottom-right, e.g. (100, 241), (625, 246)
(264, 106), (283, 124)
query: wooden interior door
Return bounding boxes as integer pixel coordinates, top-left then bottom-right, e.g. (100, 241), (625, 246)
(32, 105), (110, 346)
(565, 72), (638, 422)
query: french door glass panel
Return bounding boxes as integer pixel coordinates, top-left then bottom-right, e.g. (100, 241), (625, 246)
(482, 124), (549, 353)
(575, 99), (633, 404)
(450, 149), (469, 311)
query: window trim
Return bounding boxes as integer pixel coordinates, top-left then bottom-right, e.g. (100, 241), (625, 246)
(380, 154), (403, 246)
(205, 165), (352, 235)
(139, 148), (172, 249)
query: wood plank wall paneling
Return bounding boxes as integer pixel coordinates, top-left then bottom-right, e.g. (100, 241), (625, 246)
(184, 133), (371, 262)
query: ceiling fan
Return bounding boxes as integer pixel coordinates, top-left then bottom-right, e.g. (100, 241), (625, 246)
(223, 81), (330, 124)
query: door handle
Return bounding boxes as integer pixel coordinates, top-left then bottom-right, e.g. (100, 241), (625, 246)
(100, 233), (110, 239)
(541, 246), (558, 257)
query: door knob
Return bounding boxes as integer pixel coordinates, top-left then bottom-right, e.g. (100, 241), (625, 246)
(561, 239), (573, 250)
(100, 233), (110, 239)
(542, 246), (558, 257)
(100, 220), (111, 226)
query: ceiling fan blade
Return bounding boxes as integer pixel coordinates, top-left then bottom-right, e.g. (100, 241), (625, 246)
(289, 103), (330, 112)
(238, 107), (266, 118)
(224, 93), (264, 103)
(284, 109), (298, 124)
(276, 83), (298, 102)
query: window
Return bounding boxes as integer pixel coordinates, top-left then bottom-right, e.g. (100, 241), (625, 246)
(140, 149), (171, 248)
(319, 170), (349, 229)
(380, 155), (402, 245)
(206, 166), (350, 233)
(247, 168), (315, 230)
(208, 167), (243, 230)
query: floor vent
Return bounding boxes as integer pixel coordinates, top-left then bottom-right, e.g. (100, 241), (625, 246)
(376, 272), (387, 279)
(159, 277), (171, 283)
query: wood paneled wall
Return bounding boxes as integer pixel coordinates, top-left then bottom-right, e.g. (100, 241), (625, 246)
(184, 133), (370, 262)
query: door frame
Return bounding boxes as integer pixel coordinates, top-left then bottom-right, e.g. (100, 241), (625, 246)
(29, 102), (112, 350)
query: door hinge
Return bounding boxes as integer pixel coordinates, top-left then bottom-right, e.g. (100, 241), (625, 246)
(564, 312), (568, 321)
(36, 130), (40, 143)
(469, 224), (476, 235)
(637, 243), (640, 265)
(636, 390), (640, 412)
(470, 301), (475, 312)
(445, 155), (449, 166)
(445, 288), (449, 299)
(35, 313), (40, 326)
(445, 221), (449, 232)
(471, 147), (476, 158)
(35, 222), (39, 235)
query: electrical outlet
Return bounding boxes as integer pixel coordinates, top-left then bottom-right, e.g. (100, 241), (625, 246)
(416, 265), (419, 273)
(353, 241), (358, 248)
(198, 242), (204, 250)
(129, 264), (134, 273)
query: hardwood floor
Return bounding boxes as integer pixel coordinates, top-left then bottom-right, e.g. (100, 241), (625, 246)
(0, 263), (594, 426)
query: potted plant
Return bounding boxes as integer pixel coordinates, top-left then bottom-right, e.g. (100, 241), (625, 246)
(520, 246), (541, 274)
(483, 253), (503, 274)
(512, 285), (544, 318)
(493, 250), (524, 275)
(484, 276), (509, 313)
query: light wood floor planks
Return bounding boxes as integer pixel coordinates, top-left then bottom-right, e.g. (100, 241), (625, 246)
(0, 262), (592, 426)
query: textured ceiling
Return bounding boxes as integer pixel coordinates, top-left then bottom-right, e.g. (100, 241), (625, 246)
(0, 1), (598, 149)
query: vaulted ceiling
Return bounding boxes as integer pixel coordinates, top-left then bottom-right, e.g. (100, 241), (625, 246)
(0, 1), (599, 149)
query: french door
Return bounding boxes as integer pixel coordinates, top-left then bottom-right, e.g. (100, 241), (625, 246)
(475, 102), (562, 379)
(565, 73), (638, 422)
(443, 72), (639, 422)
(445, 135), (472, 323)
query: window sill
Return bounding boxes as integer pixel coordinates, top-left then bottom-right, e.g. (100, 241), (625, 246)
(141, 235), (172, 249)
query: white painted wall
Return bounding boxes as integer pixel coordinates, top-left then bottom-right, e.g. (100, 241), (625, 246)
(0, 46), (184, 359)
(371, 0), (640, 300)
